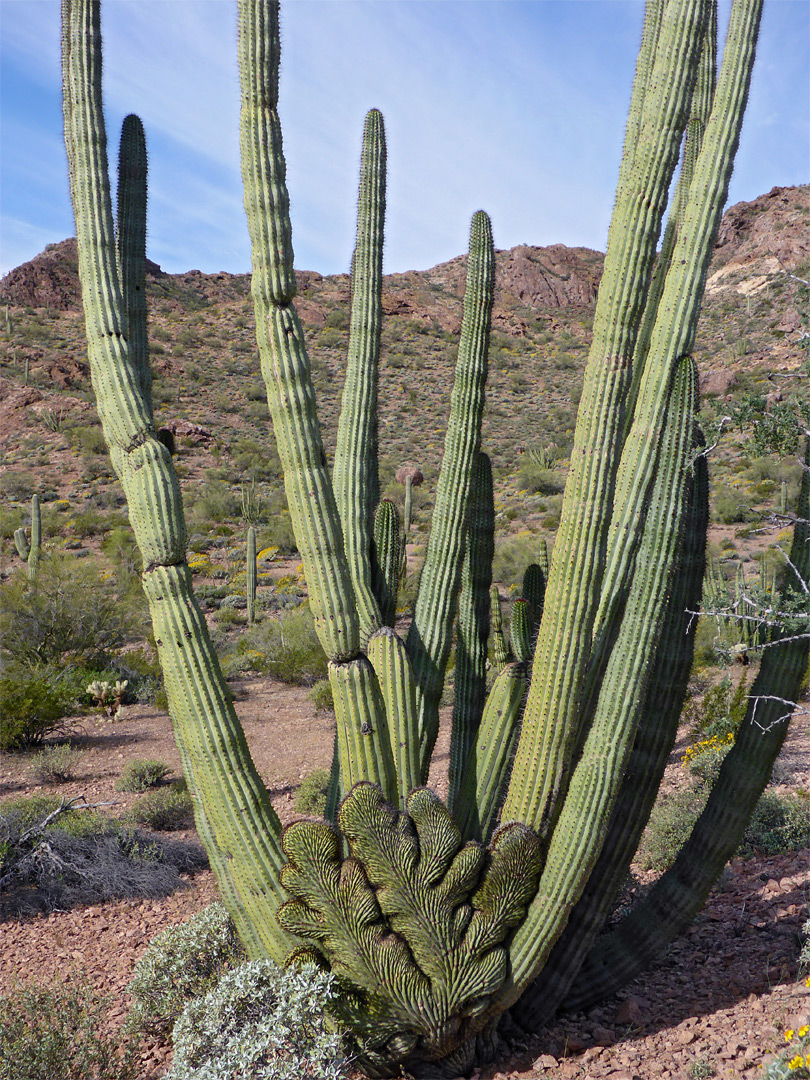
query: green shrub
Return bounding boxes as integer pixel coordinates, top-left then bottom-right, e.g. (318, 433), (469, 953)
(635, 786), (708, 872)
(0, 662), (84, 750)
(294, 768), (331, 817)
(713, 483), (750, 524)
(125, 786), (194, 831)
(491, 531), (542, 592)
(116, 759), (171, 793)
(167, 960), (347, 1080)
(30, 744), (83, 784)
(223, 603), (327, 686)
(126, 902), (246, 1039)
(516, 463), (565, 495)
(0, 555), (142, 667)
(308, 679), (334, 712)
(0, 976), (137, 1080)
(685, 675), (748, 742)
(738, 792), (810, 859)
(638, 786), (810, 872)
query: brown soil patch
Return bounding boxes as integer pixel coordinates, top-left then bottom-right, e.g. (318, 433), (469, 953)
(0, 678), (808, 1080)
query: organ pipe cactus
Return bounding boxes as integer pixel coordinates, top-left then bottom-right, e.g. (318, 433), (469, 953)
(61, 0), (800, 1075)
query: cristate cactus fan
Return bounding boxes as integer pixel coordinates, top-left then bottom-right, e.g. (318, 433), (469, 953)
(63, 0), (807, 1075)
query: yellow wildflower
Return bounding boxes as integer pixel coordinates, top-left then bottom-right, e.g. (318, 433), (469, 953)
(786, 1030), (795, 1042)
(787, 1055), (803, 1070)
(799, 1027), (809, 1038)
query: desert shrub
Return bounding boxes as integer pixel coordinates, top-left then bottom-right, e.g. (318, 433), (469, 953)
(308, 679), (334, 712)
(294, 768), (331, 817)
(712, 483), (750, 524)
(116, 759), (171, 793)
(126, 902), (246, 1039)
(0, 555), (142, 667)
(191, 479), (240, 523)
(30, 744), (83, 784)
(125, 786), (194, 831)
(685, 675), (748, 742)
(0, 975), (137, 1080)
(638, 786), (810, 872)
(636, 786), (708, 872)
(223, 603), (327, 686)
(516, 463), (565, 495)
(683, 734), (733, 785)
(0, 796), (207, 916)
(491, 531), (543, 592)
(0, 661), (84, 750)
(167, 960), (347, 1080)
(737, 791), (810, 859)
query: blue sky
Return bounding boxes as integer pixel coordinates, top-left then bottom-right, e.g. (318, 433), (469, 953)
(1, 1), (808, 279)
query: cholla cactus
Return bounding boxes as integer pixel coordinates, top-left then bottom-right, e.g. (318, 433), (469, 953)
(62, 1), (804, 1075)
(86, 679), (128, 719)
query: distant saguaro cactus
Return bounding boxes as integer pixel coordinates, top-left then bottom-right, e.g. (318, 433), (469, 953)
(14, 494), (41, 581)
(63, 1), (801, 1076)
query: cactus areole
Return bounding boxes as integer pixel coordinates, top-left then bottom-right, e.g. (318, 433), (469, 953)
(62, 1), (803, 1076)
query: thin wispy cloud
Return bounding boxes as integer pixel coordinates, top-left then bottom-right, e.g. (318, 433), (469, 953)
(1, 0), (807, 280)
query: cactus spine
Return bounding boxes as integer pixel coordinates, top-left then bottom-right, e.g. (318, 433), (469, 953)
(63, 1), (794, 1075)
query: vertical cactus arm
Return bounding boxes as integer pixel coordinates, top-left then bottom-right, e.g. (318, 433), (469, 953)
(619, 0), (665, 176)
(27, 494), (41, 580)
(333, 109), (386, 644)
(246, 525), (257, 624)
(405, 211), (494, 777)
(626, 3), (717, 425)
(329, 655), (397, 803)
(63, 0), (296, 965)
(591, 0), (760, 660)
(565, 436), (809, 1011)
(490, 584), (510, 672)
(404, 475), (414, 534)
(501, 0), (708, 830)
(449, 452), (495, 814)
(372, 499), (402, 629)
(509, 600), (532, 666)
(117, 113), (151, 407)
(14, 528), (30, 562)
(513, 444), (709, 1029)
(521, 560), (546, 639)
(367, 627), (421, 805)
(238, 0), (359, 662)
(61, 0), (153, 451)
(453, 663), (528, 845)
(507, 357), (699, 1002)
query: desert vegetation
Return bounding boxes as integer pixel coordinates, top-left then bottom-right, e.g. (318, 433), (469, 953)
(1, 0), (809, 1077)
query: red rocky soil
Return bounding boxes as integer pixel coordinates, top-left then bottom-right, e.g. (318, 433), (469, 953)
(1, 676), (808, 1080)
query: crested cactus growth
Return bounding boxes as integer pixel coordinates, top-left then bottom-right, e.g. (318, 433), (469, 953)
(14, 494), (41, 580)
(62, 0), (796, 1075)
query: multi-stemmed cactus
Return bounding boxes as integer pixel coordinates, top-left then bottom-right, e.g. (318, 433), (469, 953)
(62, 0), (804, 1075)
(13, 494), (41, 581)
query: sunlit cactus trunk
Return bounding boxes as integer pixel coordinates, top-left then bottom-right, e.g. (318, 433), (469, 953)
(61, 0), (804, 1076)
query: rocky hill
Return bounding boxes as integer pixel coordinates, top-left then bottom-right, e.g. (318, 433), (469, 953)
(0, 184), (807, 570)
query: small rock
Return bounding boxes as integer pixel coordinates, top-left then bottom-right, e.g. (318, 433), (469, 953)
(532, 1055), (558, 1071)
(615, 997), (647, 1025)
(593, 1027), (616, 1047)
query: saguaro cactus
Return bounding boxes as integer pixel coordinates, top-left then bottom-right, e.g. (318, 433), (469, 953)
(62, 0), (801, 1075)
(246, 525), (257, 624)
(14, 494), (41, 581)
